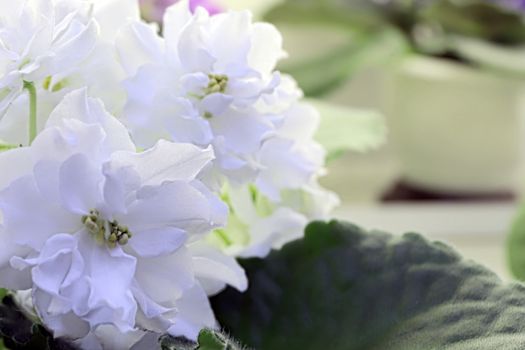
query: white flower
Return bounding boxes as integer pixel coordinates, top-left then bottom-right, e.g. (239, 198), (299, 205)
(0, 0), (141, 146)
(208, 98), (339, 257)
(117, 0), (287, 184)
(0, 89), (247, 347)
(116, 0), (339, 257)
(209, 180), (339, 259)
(0, 0), (97, 115)
(256, 102), (326, 201)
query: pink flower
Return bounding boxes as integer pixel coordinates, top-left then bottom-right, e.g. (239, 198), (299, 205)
(140, 0), (222, 23)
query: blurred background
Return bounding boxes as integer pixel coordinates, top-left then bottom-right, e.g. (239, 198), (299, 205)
(141, 0), (525, 279)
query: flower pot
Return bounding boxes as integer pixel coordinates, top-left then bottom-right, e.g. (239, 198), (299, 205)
(385, 55), (525, 196)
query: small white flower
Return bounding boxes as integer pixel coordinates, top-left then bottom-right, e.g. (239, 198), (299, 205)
(209, 181), (339, 258)
(207, 100), (339, 258)
(0, 0), (98, 115)
(0, 89), (246, 347)
(0, 0), (141, 146)
(118, 0), (287, 183)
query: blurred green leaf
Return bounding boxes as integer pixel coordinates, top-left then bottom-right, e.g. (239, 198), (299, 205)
(266, 0), (525, 72)
(507, 204), (525, 280)
(265, 0), (378, 31)
(282, 29), (406, 96)
(212, 220), (525, 349)
(421, 0), (525, 46)
(310, 99), (386, 160)
(448, 36), (525, 77)
(265, 0), (408, 97)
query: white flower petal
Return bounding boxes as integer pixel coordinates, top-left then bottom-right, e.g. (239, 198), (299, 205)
(190, 241), (247, 294)
(256, 138), (317, 201)
(59, 153), (103, 215)
(102, 164), (141, 215)
(168, 283), (216, 341)
(248, 22), (287, 75)
(125, 181), (222, 234)
(94, 0), (140, 42)
(116, 21), (164, 76)
(210, 108), (273, 154)
(162, 0), (192, 47)
(84, 325), (147, 350)
(81, 234), (137, 333)
(239, 207), (307, 258)
(108, 140), (214, 187)
(0, 146), (33, 192)
(47, 19), (99, 77)
(134, 247), (194, 304)
(128, 227), (187, 258)
(0, 175), (78, 250)
(46, 89), (135, 153)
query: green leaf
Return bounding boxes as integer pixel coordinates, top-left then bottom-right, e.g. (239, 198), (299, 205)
(421, 0), (525, 46)
(507, 204), (525, 280)
(311, 99), (386, 160)
(264, 0), (378, 31)
(212, 220), (525, 349)
(159, 329), (247, 350)
(448, 36), (525, 78)
(279, 29), (407, 97)
(265, 0), (408, 97)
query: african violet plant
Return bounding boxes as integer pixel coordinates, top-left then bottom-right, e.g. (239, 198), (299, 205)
(262, 0), (525, 96)
(347, 0), (525, 54)
(0, 0), (522, 349)
(358, 0), (525, 76)
(0, 0), (369, 348)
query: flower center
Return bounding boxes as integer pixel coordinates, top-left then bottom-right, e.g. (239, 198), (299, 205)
(204, 74), (228, 95)
(81, 209), (132, 248)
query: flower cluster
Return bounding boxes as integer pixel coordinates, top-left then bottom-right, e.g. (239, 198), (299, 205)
(118, 1), (339, 258)
(0, 0), (337, 348)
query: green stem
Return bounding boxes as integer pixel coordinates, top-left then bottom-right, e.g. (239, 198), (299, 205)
(23, 81), (37, 144)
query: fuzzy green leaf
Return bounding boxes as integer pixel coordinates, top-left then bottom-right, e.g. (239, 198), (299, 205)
(212, 220), (525, 349)
(159, 329), (247, 350)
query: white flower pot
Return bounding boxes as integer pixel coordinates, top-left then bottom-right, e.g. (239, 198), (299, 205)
(386, 55), (525, 195)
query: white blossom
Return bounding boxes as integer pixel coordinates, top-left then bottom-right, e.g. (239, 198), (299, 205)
(116, 0), (339, 258)
(0, 0), (96, 115)
(208, 102), (339, 258)
(0, 0), (140, 146)
(118, 0), (287, 184)
(0, 89), (247, 348)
